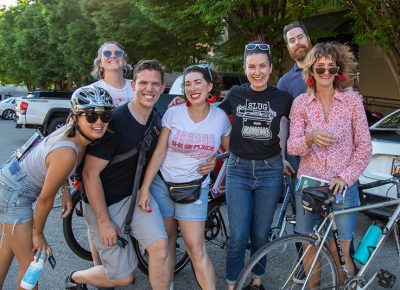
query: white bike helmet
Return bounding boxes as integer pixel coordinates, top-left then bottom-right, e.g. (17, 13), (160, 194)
(70, 85), (114, 114)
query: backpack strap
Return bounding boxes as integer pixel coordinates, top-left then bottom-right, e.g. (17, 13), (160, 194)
(123, 109), (161, 234)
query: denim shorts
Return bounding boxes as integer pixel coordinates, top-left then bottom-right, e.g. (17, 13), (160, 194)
(295, 183), (360, 240)
(150, 174), (209, 221)
(0, 156), (41, 224)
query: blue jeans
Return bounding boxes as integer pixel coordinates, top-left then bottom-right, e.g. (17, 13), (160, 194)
(225, 153), (283, 284)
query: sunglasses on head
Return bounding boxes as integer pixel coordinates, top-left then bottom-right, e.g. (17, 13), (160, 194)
(80, 111), (112, 123)
(313, 66), (340, 75)
(189, 64), (213, 81)
(102, 50), (124, 58)
(245, 43), (270, 52)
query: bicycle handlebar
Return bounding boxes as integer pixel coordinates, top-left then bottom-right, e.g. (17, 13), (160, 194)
(216, 152), (230, 161)
(359, 175), (400, 198)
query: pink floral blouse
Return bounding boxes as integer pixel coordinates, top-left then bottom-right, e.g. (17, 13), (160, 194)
(287, 90), (372, 186)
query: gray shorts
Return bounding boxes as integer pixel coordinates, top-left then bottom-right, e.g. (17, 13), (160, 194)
(83, 194), (167, 280)
(0, 156), (41, 224)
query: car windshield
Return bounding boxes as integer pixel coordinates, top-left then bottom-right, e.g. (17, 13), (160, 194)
(372, 109), (400, 130)
(370, 109), (400, 143)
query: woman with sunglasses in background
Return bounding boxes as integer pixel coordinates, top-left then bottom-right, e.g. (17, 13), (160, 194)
(218, 41), (293, 290)
(0, 86), (114, 289)
(288, 42), (371, 286)
(139, 65), (231, 290)
(91, 41), (134, 106)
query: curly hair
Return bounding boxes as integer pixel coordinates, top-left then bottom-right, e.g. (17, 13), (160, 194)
(182, 65), (222, 99)
(302, 41), (358, 92)
(90, 41), (132, 80)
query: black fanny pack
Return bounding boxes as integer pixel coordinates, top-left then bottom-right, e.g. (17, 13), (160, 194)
(159, 173), (207, 204)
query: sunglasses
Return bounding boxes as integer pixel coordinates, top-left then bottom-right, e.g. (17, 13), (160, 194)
(80, 111), (112, 123)
(189, 64), (213, 81)
(245, 43), (270, 52)
(102, 50), (124, 58)
(313, 66), (340, 75)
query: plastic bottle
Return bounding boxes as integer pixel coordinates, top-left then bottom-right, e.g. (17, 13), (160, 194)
(20, 252), (45, 290)
(353, 222), (382, 265)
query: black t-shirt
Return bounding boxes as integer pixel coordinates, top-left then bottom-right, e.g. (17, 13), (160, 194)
(218, 83), (293, 160)
(82, 103), (158, 206)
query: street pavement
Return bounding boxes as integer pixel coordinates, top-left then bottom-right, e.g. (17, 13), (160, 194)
(1, 119), (399, 290)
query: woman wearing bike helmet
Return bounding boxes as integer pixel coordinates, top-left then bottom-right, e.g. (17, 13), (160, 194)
(0, 85), (113, 289)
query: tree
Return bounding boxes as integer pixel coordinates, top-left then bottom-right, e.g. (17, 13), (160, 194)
(339, 0), (400, 96)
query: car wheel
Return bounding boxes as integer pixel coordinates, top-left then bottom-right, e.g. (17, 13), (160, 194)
(2, 109), (15, 120)
(47, 116), (67, 135)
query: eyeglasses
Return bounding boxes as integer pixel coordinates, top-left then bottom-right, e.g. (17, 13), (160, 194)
(102, 50), (124, 58)
(80, 111), (112, 123)
(189, 64), (213, 81)
(245, 43), (270, 52)
(313, 66), (340, 75)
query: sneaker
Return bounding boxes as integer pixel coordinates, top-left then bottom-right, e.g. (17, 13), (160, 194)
(65, 272), (88, 290)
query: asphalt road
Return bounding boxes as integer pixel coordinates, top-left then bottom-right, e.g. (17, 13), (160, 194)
(1, 119), (399, 290)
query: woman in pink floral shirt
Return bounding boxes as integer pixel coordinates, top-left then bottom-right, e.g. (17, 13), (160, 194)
(287, 42), (372, 285)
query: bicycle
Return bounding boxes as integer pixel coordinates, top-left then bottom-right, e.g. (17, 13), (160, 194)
(62, 152), (230, 275)
(234, 174), (400, 290)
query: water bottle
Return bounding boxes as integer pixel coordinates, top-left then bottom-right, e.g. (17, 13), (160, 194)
(353, 222), (382, 265)
(20, 252), (45, 289)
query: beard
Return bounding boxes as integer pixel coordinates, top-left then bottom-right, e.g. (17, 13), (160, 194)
(289, 44), (312, 62)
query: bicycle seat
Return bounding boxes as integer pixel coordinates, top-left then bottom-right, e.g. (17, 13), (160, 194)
(302, 186), (333, 201)
(302, 186), (334, 213)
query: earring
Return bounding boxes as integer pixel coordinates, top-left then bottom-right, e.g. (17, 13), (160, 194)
(306, 76), (315, 87)
(338, 73), (347, 82)
(186, 100), (191, 107)
(99, 67), (104, 79)
(123, 66), (128, 77)
(206, 94), (217, 104)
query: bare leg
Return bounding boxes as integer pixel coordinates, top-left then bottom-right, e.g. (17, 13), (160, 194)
(72, 266), (135, 288)
(147, 238), (171, 290)
(164, 217), (178, 285)
(6, 222), (38, 290)
(302, 244), (321, 290)
(179, 220), (216, 290)
(0, 224), (16, 289)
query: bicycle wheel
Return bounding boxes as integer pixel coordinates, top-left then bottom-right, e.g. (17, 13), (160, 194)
(133, 228), (190, 276)
(234, 234), (339, 290)
(63, 190), (93, 261)
(206, 196), (228, 249)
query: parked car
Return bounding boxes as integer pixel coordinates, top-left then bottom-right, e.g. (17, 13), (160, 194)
(0, 97), (17, 120)
(359, 108), (400, 218)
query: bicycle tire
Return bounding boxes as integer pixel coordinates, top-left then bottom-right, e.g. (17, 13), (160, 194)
(234, 234), (339, 290)
(63, 190), (93, 261)
(205, 196), (228, 249)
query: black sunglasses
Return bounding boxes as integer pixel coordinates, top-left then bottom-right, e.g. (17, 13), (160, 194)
(80, 111), (112, 123)
(102, 50), (124, 58)
(313, 66), (340, 75)
(245, 43), (270, 51)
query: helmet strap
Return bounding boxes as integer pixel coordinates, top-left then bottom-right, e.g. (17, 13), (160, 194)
(75, 123), (96, 143)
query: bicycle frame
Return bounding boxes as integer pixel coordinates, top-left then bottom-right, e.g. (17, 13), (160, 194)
(273, 175), (296, 239)
(298, 177), (400, 290)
